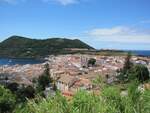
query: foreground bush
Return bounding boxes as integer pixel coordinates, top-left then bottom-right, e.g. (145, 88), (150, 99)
(129, 64), (150, 83)
(14, 93), (70, 113)
(72, 91), (102, 113)
(0, 85), (16, 113)
(14, 82), (150, 113)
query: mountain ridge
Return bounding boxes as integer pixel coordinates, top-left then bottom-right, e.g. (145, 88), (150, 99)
(0, 35), (94, 58)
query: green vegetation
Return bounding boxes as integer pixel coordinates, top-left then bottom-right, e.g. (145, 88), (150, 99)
(0, 85), (16, 113)
(123, 52), (133, 72)
(129, 64), (150, 83)
(118, 53), (149, 83)
(0, 36), (94, 58)
(36, 71), (51, 93)
(0, 77), (150, 113)
(95, 50), (129, 56)
(16, 85), (35, 102)
(118, 53), (133, 83)
(35, 63), (54, 95)
(88, 58), (96, 67)
(13, 82), (150, 113)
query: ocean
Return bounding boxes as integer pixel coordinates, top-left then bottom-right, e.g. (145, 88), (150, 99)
(0, 58), (45, 65)
(127, 50), (150, 57)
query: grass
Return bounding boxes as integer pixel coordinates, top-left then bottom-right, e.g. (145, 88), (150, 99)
(14, 81), (150, 113)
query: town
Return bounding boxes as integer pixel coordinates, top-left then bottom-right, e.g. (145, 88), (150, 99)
(0, 54), (150, 98)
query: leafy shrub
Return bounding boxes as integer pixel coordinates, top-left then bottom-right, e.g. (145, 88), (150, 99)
(88, 58), (96, 67)
(14, 82), (150, 113)
(129, 64), (150, 83)
(16, 85), (35, 102)
(72, 90), (101, 113)
(0, 85), (16, 113)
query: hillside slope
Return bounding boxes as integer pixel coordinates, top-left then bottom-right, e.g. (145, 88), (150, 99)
(0, 36), (94, 58)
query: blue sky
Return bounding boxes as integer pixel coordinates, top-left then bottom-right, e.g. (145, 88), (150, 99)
(0, 0), (150, 50)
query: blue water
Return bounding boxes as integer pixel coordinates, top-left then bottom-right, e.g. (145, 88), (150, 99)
(0, 58), (45, 65)
(127, 50), (150, 57)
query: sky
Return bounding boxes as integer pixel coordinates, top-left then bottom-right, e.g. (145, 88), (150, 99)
(0, 0), (150, 50)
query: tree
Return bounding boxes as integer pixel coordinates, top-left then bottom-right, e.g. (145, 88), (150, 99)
(117, 53), (133, 83)
(0, 85), (16, 113)
(117, 69), (127, 83)
(53, 80), (57, 91)
(6, 82), (19, 93)
(88, 58), (96, 67)
(17, 85), (35, 102)
(23, 85), (35, 98)
(129, 64), (150, 83)
(36, 63), (54, 93)
(44, 63), (53, 83)
(37, 74), (50, 91)
(123, 52), (132, 73)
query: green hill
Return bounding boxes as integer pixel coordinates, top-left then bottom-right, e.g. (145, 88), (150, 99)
(0, 36), (94, 58)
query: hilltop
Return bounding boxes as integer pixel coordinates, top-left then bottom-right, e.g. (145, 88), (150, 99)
(0, 36), (94, 58)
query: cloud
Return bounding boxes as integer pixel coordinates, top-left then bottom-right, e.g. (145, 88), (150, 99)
(88, 26), (135, 36)
(87, 26), (150, 44)
(43, 0), (79, 5)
